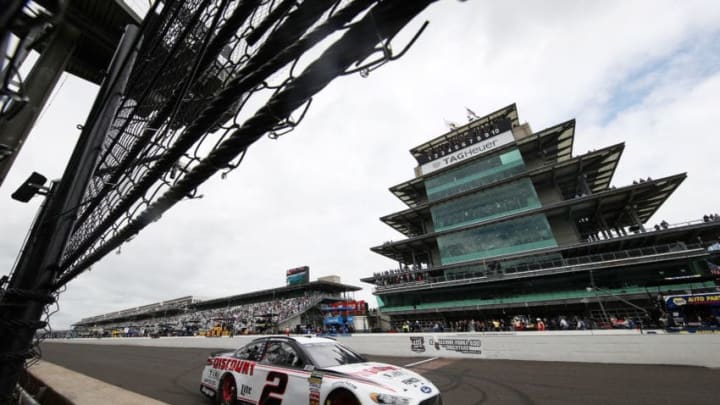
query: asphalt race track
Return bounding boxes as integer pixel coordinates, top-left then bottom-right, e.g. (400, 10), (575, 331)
(39, 342), (720, 404)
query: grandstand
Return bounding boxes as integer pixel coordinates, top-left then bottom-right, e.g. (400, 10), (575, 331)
(72, 278), (364, 337)
(362, 104), (720, 332)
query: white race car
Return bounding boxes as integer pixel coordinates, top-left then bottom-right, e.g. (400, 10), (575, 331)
(200, 335), (442, 405)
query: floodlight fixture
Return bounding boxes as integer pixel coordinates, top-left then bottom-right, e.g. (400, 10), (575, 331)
(11, 172), (49, 203)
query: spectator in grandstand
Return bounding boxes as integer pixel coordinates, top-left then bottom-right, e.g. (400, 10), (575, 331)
(412, 320), (421, 332)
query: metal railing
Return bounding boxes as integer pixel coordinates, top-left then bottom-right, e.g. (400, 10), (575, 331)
(378, 281), (715, 314)
(375, 241), (706, 291)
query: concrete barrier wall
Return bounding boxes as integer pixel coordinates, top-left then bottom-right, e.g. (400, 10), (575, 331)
(48, 330), (720, 368)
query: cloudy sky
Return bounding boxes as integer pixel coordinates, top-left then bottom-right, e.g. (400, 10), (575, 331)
(2, 0), (720, 329)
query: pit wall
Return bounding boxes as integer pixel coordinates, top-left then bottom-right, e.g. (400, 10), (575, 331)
(48, 329), (720, 368)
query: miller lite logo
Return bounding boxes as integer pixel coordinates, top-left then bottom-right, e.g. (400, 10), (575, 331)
(410, 336), (426, 352)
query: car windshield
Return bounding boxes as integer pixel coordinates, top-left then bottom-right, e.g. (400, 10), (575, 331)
(302, 342), (366, 368)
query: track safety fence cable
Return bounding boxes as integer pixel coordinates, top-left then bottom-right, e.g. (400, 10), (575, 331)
(55, 0), (436, 287)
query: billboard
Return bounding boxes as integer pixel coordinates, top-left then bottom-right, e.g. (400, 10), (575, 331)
(286, 266), (309, 286)
(320, 300), (368, 314)
(665, 292), (720, 310)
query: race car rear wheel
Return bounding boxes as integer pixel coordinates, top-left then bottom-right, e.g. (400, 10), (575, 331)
(218, 374), (237, 405)
(325, 388), (360, 405)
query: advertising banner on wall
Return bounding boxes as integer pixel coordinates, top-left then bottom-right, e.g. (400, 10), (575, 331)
(665, 292), (720, 310)
(409, 335), (484, 355)
(323, 315), (355, 326)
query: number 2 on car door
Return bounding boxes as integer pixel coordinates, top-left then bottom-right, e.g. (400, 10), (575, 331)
(259, 371), (287, 404)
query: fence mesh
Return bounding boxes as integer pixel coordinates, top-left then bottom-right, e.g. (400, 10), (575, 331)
(55, 0), (436, 287)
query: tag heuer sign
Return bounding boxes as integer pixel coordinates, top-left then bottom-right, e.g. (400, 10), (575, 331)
(420, 130), (515, 176)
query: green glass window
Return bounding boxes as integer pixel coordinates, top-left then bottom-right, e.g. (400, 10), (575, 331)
(431, 178), (541, 232)
(425, 149), (525, 201)
(437, 214), (558, 265)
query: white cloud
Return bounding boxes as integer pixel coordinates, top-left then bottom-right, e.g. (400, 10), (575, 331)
(2, 0), (720, 329)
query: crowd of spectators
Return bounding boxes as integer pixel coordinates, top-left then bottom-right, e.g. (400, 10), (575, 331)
(375, 239), (700, 290)
(649, 214), (720, 231)
(187, 293), (321, 333)
(631, 177), (653, 185)
(75, 293), (323, 337)
(703, 214), (720, 223)
(393, 314), (642, 333)
(653, 220), (670, 231)
(373, 265), (430, 287)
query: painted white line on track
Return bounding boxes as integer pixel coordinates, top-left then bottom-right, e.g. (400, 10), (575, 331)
(404, 357), (439, 368)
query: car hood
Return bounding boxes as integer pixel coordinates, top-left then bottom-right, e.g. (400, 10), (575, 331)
(321, 362), (438, 396)
(211, 350), (234, 356)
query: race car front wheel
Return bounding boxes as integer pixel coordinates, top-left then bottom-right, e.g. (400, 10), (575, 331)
(218, 374), (237, 405)
(325, 388), (360, 405)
